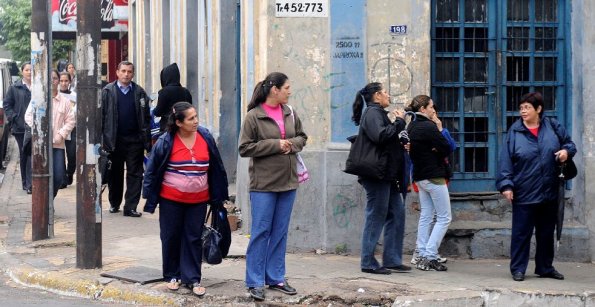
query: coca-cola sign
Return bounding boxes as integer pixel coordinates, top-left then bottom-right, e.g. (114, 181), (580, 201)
(52, 0), (128, 31)
(58, 0), (76, 25)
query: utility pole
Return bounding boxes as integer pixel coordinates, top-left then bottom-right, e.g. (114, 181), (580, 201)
(30, 0), (53, 241)
(76, 0), (102, 269)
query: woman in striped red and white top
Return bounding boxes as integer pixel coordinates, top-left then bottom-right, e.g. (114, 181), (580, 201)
(143, 101), (229, 297)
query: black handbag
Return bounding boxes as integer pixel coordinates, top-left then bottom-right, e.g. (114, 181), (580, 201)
(344, 132), (386, 180)
(98, 149), (111, 186)
(560, 158), (577, 180)
(202, 204), (232, 265)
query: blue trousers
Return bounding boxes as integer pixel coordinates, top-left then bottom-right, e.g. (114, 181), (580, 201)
(159, 198), (207, 284)
(25, 147), (65, 198)
(245, 190), (296, 288)
(360, 179), (406, 269)
(510, 201), (557, 275)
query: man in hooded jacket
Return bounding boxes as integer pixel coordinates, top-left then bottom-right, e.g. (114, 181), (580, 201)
(153, 63), (193, 132)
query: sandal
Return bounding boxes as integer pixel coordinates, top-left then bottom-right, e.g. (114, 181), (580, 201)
(166, 278), (180, 291)
(191, 282), (206, 297)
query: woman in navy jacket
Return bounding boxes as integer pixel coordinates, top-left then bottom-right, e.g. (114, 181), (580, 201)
(497, 92), (576, 282)
(143, 102), (229, 296)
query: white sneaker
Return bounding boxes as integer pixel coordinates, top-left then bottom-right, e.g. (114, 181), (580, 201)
(436, 254), (448, 263)
(411, 253), (421, 265)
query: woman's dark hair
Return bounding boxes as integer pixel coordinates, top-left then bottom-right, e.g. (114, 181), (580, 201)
(247, 72), (289, 111)
(519, 92), (544, 116)
(351, 82), (383, 125)
(51, 69), (60, 79)
(166, 101), (195, 133)
(20, 62), (31, 71)
(59, 71), (72, 82)
(406, 95), (432, 112)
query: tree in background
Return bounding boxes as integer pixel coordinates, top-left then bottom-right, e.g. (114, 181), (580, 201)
(0, 0), (73, 64)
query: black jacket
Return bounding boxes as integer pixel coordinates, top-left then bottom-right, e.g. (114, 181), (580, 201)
(3, 79), (31, 134)
(101, 81), (151, 152)
(154, 63), (192, 131)
(407, 114), (452, 181)
(358, 103), (406, 182)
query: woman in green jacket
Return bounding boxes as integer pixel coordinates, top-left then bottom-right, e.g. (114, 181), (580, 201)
(239, 72), (307, 301)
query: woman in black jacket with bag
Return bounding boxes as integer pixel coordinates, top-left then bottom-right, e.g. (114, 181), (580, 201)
(346, 82), (410, 275)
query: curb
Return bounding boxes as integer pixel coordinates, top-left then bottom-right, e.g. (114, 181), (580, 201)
(8, 267), (181, 306)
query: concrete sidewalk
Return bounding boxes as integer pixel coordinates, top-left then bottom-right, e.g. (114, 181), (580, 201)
(1, 137), (595, 306)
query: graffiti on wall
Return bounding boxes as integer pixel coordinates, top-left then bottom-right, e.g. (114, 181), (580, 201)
(329, 0), (366, 142)
(370, 42), (414, 106)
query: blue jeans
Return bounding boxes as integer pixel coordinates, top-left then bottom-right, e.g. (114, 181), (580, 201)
(416, 180), (451, 260)
(52, 148), (66, 198)
(360, 179), (406, 269)
(245, 190), (296, 288)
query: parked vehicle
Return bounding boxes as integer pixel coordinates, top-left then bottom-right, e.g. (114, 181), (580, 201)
(0, 59), (18, 168)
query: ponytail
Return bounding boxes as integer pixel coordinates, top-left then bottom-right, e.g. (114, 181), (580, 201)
(247, 72), (289, 112)
(407, 95), (431, 112)
(352, 82), (383, 125)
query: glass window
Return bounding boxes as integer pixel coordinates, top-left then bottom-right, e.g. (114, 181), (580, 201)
(464, 28), (488, 52)
(536, 0), (557, 22)
(507, 27), (529, 51)
(464, 87), (488, 112)
(508, 0), (529, 21)
(437, 0), (460, 22)
(464, 117), (488, 142)
(436, 28), (460, 52)
(436, 58), (460, 82)
(465, 147), (488, 172)
(534, 86), (556, 110)
(436, 87), (460, 112)
(535, 57), (556, 81)
(465, 0), (487, 22)
(535, 27), (557, 51)
(506, 56), (530, 82)
(464, 58), (487, 82)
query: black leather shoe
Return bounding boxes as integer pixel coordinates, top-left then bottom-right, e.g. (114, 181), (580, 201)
(539, 270), (564, 280)
(361, 267), (392, 275)
(109, 206), (120, 213)
(386, 264), (412, 272)
(26, 189), (32, 194)
(512, 272), (525, 281)
(248, 287), (265, 301)
(268, 281), (297, 295)
(123, 210), (142, 217)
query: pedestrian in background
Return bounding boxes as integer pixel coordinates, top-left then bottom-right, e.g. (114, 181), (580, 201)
(497, 92), (576, 282)
(101, 61), (151, 217)
(58, 71), (77, 188)
(3, 62), (32, 193)
(66, 63), (77, 91)
(239, 72), (307, 301)
(153, 63), (192, 133)
(24, 69), (75, 198)
(349, 82), (411, 275)
(143, 101), (229, 297)
(406, 95), (454, 272)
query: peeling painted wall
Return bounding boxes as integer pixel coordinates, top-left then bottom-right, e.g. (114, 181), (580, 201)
(575, 0), (595, 261)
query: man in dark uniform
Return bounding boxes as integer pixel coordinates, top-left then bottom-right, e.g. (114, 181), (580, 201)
(101, 61), (151, 217)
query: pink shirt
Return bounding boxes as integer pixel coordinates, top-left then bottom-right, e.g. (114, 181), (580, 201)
(262, 103), (285, 138)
